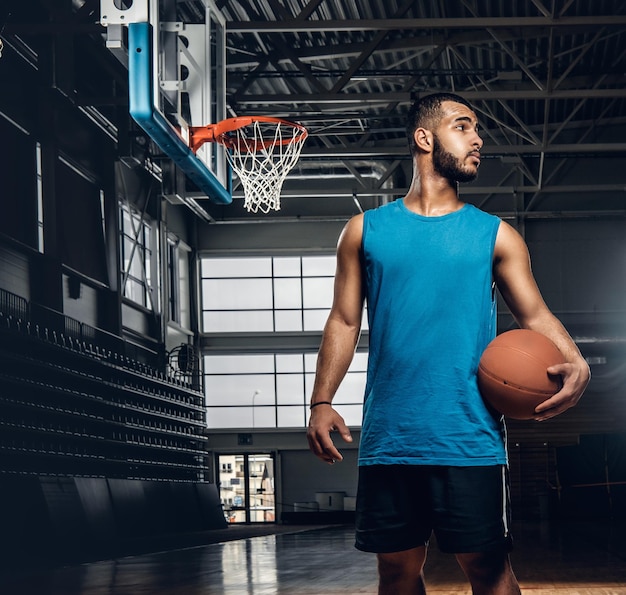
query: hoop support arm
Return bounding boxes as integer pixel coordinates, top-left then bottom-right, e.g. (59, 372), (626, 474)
(128, 22), (232, 205)
(188, 125), (220, 153)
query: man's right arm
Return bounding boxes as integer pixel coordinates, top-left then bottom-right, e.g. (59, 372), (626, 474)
(306, 215), (365, 464)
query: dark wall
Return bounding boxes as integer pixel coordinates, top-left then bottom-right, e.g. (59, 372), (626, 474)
(0, 476), (226, 569)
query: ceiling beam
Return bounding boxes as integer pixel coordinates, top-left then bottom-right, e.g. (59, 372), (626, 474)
(234, 88), (626, 105)
(298, 144), (626, 158)
(225, 185), (626, 199)
(227, 16), (626, 33)
(225, 29), (563, 67)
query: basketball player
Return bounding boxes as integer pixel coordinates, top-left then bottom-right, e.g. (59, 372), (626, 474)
(307, 93), (590, 594)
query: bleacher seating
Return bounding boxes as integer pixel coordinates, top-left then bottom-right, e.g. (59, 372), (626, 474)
(0, 288), (230, 566)
(0, 287), (208, 482)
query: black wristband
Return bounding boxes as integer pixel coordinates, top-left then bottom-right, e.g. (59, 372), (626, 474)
(310, 401), (333, 410)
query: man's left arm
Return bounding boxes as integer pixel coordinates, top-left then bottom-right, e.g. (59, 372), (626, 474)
(493, 221), (590, 421)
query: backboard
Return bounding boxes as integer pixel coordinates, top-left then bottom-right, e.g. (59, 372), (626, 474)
(100, 0), (231, 205)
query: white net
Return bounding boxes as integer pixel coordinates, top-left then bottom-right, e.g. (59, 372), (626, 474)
(224, 120), (307, 213)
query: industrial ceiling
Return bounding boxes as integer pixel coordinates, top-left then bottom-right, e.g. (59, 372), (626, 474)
(2, 0), (626, 222)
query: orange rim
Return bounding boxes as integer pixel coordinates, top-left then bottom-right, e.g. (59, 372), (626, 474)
(189, 116), (308, 153)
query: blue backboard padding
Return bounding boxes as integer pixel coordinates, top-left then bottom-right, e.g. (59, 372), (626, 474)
(128, 23), (232, 205)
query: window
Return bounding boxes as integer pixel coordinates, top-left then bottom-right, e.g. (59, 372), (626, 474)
(200, 254), (369, 429)
(218, 453), (275, 524)
(204, 351), (367, 429)
(36, 142), (44, 253)
(167, 236), (191, 328)
(120, 202), (157, 310)
(0, 113), (38, 249)
(167, 238), (179, 322)
(201, 255), (364, 333)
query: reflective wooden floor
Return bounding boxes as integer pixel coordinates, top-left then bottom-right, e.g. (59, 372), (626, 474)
(2, 520), (626, 594)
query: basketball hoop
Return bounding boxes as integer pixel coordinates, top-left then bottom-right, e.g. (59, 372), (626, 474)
(189, 116), (308, 213)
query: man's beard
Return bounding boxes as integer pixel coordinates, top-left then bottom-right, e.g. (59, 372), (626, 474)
(433, 135), (478, 183)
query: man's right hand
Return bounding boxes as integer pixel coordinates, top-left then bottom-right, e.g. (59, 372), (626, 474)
(306, 404), (353, 464)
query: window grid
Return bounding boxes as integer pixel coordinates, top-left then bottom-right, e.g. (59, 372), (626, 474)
(35, 142), (44, 253)
(200, 255), (368, 429)
(120, 203), (155, 310)
(167, 237), (180, 323)
(200, 256), (335, 333)
(204, 352), (367, 429)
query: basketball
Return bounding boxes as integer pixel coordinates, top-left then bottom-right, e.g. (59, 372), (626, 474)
(477, 329), (566, 420)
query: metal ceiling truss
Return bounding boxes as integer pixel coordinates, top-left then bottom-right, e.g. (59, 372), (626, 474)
(8, 0), (622, 221)
(207, 0), (626, 220)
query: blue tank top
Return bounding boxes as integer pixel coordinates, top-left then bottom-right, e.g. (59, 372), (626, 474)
(359, 199), (507, 466)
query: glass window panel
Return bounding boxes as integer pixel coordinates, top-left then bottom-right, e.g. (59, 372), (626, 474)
(204, 354), (274, 374)
(350, 352), (369, 372)
(276, 374), (304, 404)
(302, 277), (334, 308)
(334, 404), (363, 427)
(304, 354), (317, 373)
(198, 251), (369, 427)
(302, 256), (336, 276)
(125, 279), (145, 305)
(202, 257), (272, 278)
(275, 354), (304, 373)
(273, 278), (302, 308)
(143, 224), (151, 250)
(202, 279), (273, 309)
(334, 372), (366, 403)
(121, 209), (132, 229)
(205, 375), (275, 406)
(129, 253), (144, 278)
(205, 352), (366, 429)
(120, 205), (155, 310)
(251, 389), (275, 406)
(274, 310), (302, 332)
(304, 372), (315, 397)
(252, 406), (276, 428)
(277, 406), (306, 428)
(203, 310), (274, 332)
(207, 407), (251, 429)
(273, 257), (301, 277)
(123, 238), (139, 262)
(361, 309), (369, 331)
(178, 248), (191, 328)
(241, 407), (255, 428)
(303, 309), (330, 331)
(122, 236), (133, 257)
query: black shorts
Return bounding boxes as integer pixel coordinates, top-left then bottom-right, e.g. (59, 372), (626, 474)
(355, 464), (513, 554)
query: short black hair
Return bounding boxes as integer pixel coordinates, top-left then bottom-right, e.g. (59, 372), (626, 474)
(406, 93), (474, 155)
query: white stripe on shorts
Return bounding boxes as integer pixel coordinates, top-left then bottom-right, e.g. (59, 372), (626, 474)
(501, 465), (510, 537)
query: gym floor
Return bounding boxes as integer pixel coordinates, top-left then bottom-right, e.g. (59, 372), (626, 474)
(1, 520), (626, 594)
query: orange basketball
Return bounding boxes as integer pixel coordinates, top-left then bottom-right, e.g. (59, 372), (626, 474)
(477, 329), (565, 420)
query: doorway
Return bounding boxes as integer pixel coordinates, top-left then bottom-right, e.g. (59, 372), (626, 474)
(218, 453), (275, 523)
